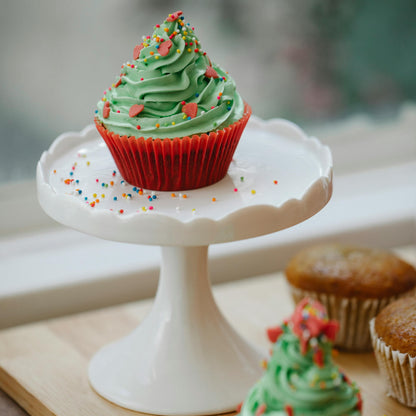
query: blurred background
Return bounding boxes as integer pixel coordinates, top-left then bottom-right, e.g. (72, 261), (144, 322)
(1, 0), (415, 183)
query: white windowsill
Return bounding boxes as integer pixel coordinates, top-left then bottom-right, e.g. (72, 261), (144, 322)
(1, 105), (415, 328)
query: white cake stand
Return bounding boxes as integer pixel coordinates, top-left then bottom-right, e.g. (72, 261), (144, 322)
(36, 116), (332, 415)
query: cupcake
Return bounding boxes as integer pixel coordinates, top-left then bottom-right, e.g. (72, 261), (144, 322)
(285, 244), (416, 351)
(370, 296), (416, 408)
(237, 298), (362, 416)
(95, 10), (251, 191)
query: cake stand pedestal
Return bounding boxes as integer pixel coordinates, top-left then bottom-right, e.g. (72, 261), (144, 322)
(37, 117), (332, 415)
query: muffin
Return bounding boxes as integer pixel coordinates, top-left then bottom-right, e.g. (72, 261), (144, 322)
(285, 244), (416, 351)
(95, 10), (251, 191)
(237, 298), (362, 416)
(370, 296), (416, 408)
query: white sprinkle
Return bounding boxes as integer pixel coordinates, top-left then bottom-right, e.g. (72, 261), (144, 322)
(291, 373), (300, 382)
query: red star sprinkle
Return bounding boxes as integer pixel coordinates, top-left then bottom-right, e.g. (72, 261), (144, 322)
(158, 39), (173, 56)
(236, 402), (243, 413)
(166, 10), (183, 22)
(114, 78), (122, 88)
(266, 325), (284, 343)
(322, 320), (339, 342)
(103, 101), (110, 118)
(356, 392), (363, 411)
(133, 44), (144, 60)
(313, 348), (324, 368)
(205, 66), (219, 79)
(255, 404), (267, 416)
(129, 104), (144, 117)
(285, 404), (294, 416)
(342, 372), (352, 384)
(182, 102), (198, 118)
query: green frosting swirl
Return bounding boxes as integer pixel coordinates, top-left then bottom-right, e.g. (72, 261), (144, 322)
(96, 11), (244, 139)
(238, 299), (362, 416)
(240, 328), (360, 416)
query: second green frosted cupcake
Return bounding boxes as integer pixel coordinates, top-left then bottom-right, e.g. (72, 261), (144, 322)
(237, 298), (362, 416)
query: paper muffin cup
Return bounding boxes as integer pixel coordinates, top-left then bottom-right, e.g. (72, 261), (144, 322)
(95, 103), (251, 191)
(370, 319), (416, 407)
(288, 284), (399, 352)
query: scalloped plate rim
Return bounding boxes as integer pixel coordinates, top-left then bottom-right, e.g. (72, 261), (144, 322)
(37, 117), (333, 245)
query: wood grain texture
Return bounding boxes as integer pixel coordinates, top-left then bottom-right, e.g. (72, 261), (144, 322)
(0, 246), (415, 416)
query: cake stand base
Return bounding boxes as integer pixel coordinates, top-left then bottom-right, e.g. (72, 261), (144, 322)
(88, 246), (265, 415)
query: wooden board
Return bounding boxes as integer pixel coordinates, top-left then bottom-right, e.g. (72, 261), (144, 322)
(1, 266), (415, 416)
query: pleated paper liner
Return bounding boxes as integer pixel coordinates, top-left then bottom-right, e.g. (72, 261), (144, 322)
(288, 284), (400, 352)
(95, 103), (251, 191)
(370, 319), (416, 408)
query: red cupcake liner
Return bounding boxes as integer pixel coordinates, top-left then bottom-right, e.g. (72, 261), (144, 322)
(95, 103), (252, 191)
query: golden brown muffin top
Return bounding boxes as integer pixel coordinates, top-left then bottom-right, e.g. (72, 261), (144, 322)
(285, 244), (416, 299)
(374, 296), (416, 356)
